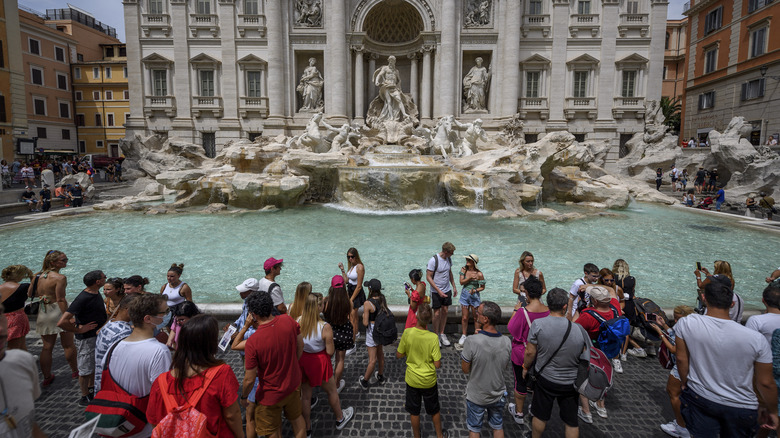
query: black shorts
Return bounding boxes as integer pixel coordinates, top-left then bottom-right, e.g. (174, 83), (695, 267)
(431, 291), (452, 309)
(348, 284), (366, 309)
(530, 375), (579, 428)
(511, 362), (529, 395)
(405, 383), (440, 416)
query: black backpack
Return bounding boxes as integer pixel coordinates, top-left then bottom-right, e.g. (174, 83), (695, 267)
(372, 306), (398, 346)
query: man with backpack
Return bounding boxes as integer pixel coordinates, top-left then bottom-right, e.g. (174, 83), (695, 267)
(427, 242), (458, 347)
(567, 263), (600, 321)
(675, 281), (778, 437)
(260, 258), (286, 314)
(575, 286), (630, 421)
(460, 301), (511, 438)
(523, 288), (590, 438)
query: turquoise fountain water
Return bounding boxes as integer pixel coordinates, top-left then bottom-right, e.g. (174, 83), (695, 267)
(1, 203), (777, 309)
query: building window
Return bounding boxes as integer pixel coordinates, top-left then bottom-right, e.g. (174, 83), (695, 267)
(57, 73), (68, 90)
(95, 114), (102, 126)
(107, 113), (115, 126)
(76, 91), (83, 101)
(573, 71), (588, 98)
(149, 0), (164, 14)
(37, 127), (47, 138)
(529, 0), (542, 14)
(626, 0), (639, 14)
(248, 132), (261, 141)
(93, 67), (100, 79)
(698, 91), (715, 109)
(125, 113), (130, 124)
(202, 132), (216, 158)
(97, 140), (104, 148)
(55, 46), (65, 62)
(200, 70), (215, 96)
(106, 47), (114, 58)
(0, 96), (6, 122)
(247, 71), (262, 97)
(197, 0), (211, 14)
(79, 141), (86, 153)
(31, 67), (43, 85)
(59, 102), (70, 118)
(244, 0), (259, 15)
(105, 67), (112, 79)
(76, 114), (85, 126)
(0, 42), (4, 68)
(577, 0), (591, 14)
(665, 32), (670, 50)
(33, 98), (46, 116)
(704, 7), (722, 35)
(77, 53), (84, 62)
(74, 67), (81, 79)
(750, 27), (767, 58)
(29, 38), (40, 55)
(124, 90), (130, 100)
(741, 78), (765, 100)
(621, 70), (637, 97)
(573, 133), (586, 142)
(152, 70), (167, 96)
(748, 0), (773, 13)
(526, 71), (540, 98)
(93, 91), (101, 100)
(662, 66), (667, 79)
(106, 90), (113, 100)
(62, 129), (70, 140)
(704, 48), (717, 74)
(119, 47), (126, 57)
(123, 66), (128, 78)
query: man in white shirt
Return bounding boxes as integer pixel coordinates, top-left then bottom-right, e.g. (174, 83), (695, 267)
(746, 285), (780, 345)
(427, 242), (458, 346)
(260, 258), (286, 314)
(566, 263), (599, 320)
(676, 282), (778, 437)
(108, 294), (172, 438)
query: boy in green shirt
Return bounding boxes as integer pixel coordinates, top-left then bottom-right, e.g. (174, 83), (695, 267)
(396, 303), (449, 438)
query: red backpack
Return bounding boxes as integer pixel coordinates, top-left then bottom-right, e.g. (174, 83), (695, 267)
(85, 340), (150, 437)
(575, 346), (614, 401)
(150, 365), (225, 438)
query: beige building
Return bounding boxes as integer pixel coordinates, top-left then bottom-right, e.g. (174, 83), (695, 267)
(124, 0), (669, 158)
(0, 0), (28, 162)
(663, 18), (687, 101)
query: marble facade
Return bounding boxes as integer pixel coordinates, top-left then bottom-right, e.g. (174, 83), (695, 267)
(123, 0), (668, 156)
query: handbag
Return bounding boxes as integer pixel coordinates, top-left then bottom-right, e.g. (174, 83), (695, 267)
(527, 320), (572, 391)
(24, 275), (41, 315)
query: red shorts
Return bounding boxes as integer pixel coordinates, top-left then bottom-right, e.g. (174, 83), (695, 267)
(298, 351), (333, 387)
(6, 308), (30, 341)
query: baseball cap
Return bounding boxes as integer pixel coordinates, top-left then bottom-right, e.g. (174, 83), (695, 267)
(331, 275), (345, 288)
(263, 257), (283, 271)
(587, 286), (611, 303)
(236, 278), (260, 293)
(363, 278), (382, 291)
(464, 254), (479, 264)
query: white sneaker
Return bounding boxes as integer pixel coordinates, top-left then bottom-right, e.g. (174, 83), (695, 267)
(620, 353), (627, 362)
(646, 345), (657, 356)
(588, 400), (607, 418)
(345, 345), (356, 356)
(458, 334), (467, 345)
(577, 407), (593, 424)
(660, 420), (690, 438)
(507, 403), (524, 425)
(612, 358), (623, 374)
(336, 406), (354, 430)
(440, 334), (451, 346)
(337, 379), (345, 394)
(628, 348), (647, 358)
(438, 337), (442, 347)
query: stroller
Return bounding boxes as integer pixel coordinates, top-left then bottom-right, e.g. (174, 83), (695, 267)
(696, 196), (714, 210)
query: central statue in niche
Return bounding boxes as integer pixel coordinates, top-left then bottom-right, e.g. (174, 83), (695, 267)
(366, 55), (419, 144)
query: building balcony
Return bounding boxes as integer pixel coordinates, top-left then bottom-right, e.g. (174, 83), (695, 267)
(144, 95), (176, 117)
(239, 96), (269, 118)
(569, 14), (600, 37)
(191, 96), (223, 118)
(141, 13), (171, 37)
(564, 97), (597, 120)
(618, 13), (650, 37)
(612, 96), (646, 119)
(517, 97), (549, 120)
(521, 15), (551, 37)
(237, 14), (267, 37)
(189, 14), (219, 37)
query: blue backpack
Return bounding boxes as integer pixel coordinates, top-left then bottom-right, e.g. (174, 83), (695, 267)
(584, 305), (631, 359)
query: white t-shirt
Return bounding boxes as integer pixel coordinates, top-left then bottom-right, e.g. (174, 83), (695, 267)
(746, 312), (780, 345)
(259, 277), (284, 306)
(568, 278), (587, 316)
(0, 350), (40, 438)
(426, 254), (452, 293)
(675, 314), (772, 409)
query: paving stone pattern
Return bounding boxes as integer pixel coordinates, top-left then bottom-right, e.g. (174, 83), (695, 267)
(29, 328), (677, 438)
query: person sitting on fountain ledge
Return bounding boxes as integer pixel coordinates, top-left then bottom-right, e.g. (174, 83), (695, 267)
(427, 243), (458, 347)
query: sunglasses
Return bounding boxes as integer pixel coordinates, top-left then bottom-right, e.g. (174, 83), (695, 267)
(602, 279), (615, 283)
(347, 255), (355, 259)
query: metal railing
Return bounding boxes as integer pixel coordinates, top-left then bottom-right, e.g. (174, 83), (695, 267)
(45, 8), (117, 38)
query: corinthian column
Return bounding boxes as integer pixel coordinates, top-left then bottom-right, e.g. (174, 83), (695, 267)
(436, 3), (459, 116)
(325, 0), (347, 121)
(501, 0), (521, 115)
(265, 0), (285, 130)
(409, 53), (419, 105)
(421, 47), (433, 120)
(354, 46), (365, 120)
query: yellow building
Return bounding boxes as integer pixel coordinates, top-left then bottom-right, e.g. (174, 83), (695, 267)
(72, 43), (127, 156)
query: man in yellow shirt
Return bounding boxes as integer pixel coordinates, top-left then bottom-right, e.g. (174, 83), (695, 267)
(396, 304), (449, 438)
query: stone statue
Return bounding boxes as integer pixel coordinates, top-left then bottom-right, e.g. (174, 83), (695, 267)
(366, 55), (419, 143)
(431, 115), (457, 157)
(373, 56), (409, 122)
(464, 0), (491, 27)
(501, 113), (525, 145)
(642, 100), (669, 144)
(297, 57), (324, 112)
(294, 0), (322, 27)
(462, 57), (490, 113)
(322, 121), (360, 153)
(289, 112), (327, 153)
(454, 118), (488, 156)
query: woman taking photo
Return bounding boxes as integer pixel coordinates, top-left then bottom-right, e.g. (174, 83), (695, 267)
(160, 263), (192, 315)
(323, 275), (354, 393)
(1, 265), (34, 350)
(404, 269), (427, 329)
(288, 282), (312, 321)
(458, 254), (485, 346)
(339, 248), (365, 341)
(512, 251), (546, 305)
(613, 259), (645, 359)
(103, 277), (125, 318)
(165, 301), (201, 350)
(147, 314), (243, 437)
(695, 260), (742, 322)
(358, 279), (387, 390)
(298, 294), (354, 435)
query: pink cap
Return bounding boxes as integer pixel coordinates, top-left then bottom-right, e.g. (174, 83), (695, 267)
(263, 257), (283, 271)
(331, 275), (345, 288)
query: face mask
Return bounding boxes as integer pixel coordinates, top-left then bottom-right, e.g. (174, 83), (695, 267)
(156, 311), (171, 332)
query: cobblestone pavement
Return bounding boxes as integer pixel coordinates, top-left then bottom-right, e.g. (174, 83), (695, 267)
(26, 326), (680, 438)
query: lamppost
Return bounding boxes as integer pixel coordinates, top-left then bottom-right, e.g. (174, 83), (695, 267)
(759, 65), (780, 145)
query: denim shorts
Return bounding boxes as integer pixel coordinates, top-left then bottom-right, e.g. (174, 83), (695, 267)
(459, 289), (481, 308)
(466, 397), (505, 433)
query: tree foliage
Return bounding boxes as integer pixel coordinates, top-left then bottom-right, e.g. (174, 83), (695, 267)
(660, 96), (682, 134)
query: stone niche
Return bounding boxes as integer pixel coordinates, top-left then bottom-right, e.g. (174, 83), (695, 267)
(294, 52), (325, 113)
(461, 51), (493, 115)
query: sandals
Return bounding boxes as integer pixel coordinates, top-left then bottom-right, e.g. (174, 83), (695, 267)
(42, 375), (56, 387)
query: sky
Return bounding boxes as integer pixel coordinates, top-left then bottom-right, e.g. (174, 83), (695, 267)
(21, 0), (691, 44)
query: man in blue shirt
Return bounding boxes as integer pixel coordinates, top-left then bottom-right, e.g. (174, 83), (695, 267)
(715, 185), (725, 211)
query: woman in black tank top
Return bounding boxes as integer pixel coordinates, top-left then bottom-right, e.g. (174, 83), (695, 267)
(1, 264), (34, 350)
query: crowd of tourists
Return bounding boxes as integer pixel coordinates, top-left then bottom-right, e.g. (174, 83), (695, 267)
(2, 246), (780, 438)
